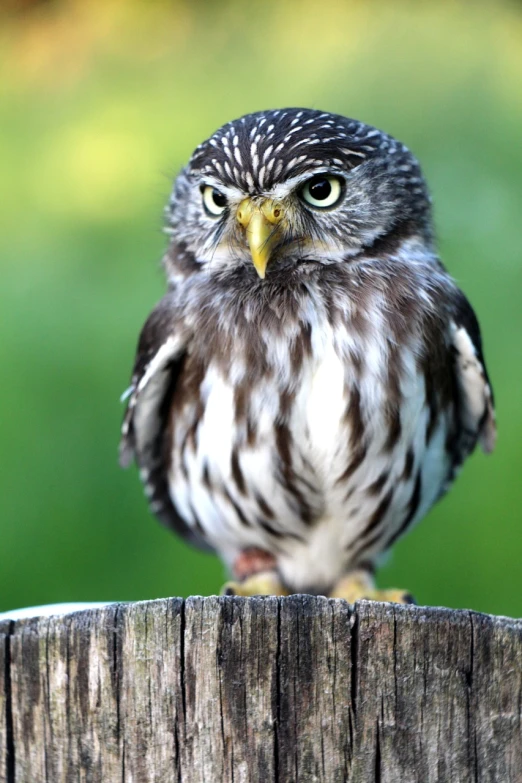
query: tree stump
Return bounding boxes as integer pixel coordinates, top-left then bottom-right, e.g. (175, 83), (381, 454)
(1, 596), (521, 782)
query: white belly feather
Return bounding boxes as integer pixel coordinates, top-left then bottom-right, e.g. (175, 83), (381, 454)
(304, 337), (347, 469)
(168, 320), (450, 591)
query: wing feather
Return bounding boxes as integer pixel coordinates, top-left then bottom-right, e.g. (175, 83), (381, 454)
(451, 291), (496, 455)
(119, 294), (210, 549)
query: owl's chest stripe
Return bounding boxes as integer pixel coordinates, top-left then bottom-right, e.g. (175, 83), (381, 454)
(345, 487), (395, 559)
(274, 421), (317, 526)
(383, 470), (423, 552)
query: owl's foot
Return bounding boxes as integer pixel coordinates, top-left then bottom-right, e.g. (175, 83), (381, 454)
(329, 570), (415, 605)
(221, 571), (289, 597)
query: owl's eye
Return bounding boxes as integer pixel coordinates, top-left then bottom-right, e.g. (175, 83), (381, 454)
(300, 176), (343, 209)
(202, 185), (227, 216)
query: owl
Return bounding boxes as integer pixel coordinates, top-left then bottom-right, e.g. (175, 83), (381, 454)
(120, 109), (496, 602)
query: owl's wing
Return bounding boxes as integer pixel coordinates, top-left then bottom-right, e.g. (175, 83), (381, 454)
(119, 294), (211, 549)
(450, 290), (496, 457)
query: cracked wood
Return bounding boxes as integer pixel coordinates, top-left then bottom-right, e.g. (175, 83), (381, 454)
(1, 598), (522, 782)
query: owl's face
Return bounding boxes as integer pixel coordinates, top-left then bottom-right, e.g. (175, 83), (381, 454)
(165, 109), (432, 280)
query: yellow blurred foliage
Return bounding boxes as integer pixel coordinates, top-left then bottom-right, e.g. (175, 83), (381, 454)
(39, 123), (157, 219)
(1, 0), (521, 100)
(0, 0), (191, 90)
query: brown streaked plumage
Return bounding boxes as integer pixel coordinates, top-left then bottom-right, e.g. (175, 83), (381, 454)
(120, 108), (496, 598)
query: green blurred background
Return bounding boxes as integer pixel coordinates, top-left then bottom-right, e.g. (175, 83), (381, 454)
(1, 0), (521, 617)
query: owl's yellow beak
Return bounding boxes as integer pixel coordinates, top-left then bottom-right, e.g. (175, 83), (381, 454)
(236, 198), (284, 279)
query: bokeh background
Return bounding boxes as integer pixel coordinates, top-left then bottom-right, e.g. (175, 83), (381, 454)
(1, 0), (521, 617)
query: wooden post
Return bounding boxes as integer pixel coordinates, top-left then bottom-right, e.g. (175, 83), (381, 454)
(1, 596), (521, 782)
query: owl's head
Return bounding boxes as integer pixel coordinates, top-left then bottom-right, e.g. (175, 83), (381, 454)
(164, 109), (432, 281)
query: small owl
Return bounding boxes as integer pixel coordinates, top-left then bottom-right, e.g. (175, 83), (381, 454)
(120, 109), (496, 602)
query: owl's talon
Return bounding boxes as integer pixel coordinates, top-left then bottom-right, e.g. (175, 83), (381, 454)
(367, 588), (417, 605)
(220, 571), (288, 597)
(329, 571), (415, 605)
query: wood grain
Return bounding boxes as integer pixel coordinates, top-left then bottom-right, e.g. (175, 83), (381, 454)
(1, 598), (521, 782)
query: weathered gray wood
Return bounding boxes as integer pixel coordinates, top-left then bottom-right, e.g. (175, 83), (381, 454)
(1, 620), (13, 783)
(1, 598), (521, 783)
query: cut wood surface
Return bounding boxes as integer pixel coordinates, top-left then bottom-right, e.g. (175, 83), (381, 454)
(1, 596), (522, 782)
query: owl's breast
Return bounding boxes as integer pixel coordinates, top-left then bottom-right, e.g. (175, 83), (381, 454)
(164, 316), (345, 554)
(166, 293), (449, 582)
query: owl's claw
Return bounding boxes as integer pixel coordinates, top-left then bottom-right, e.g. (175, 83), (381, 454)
(366, 589), (416, 605)
(329, 571), (416, 605)
(221, 570), (289, 597)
